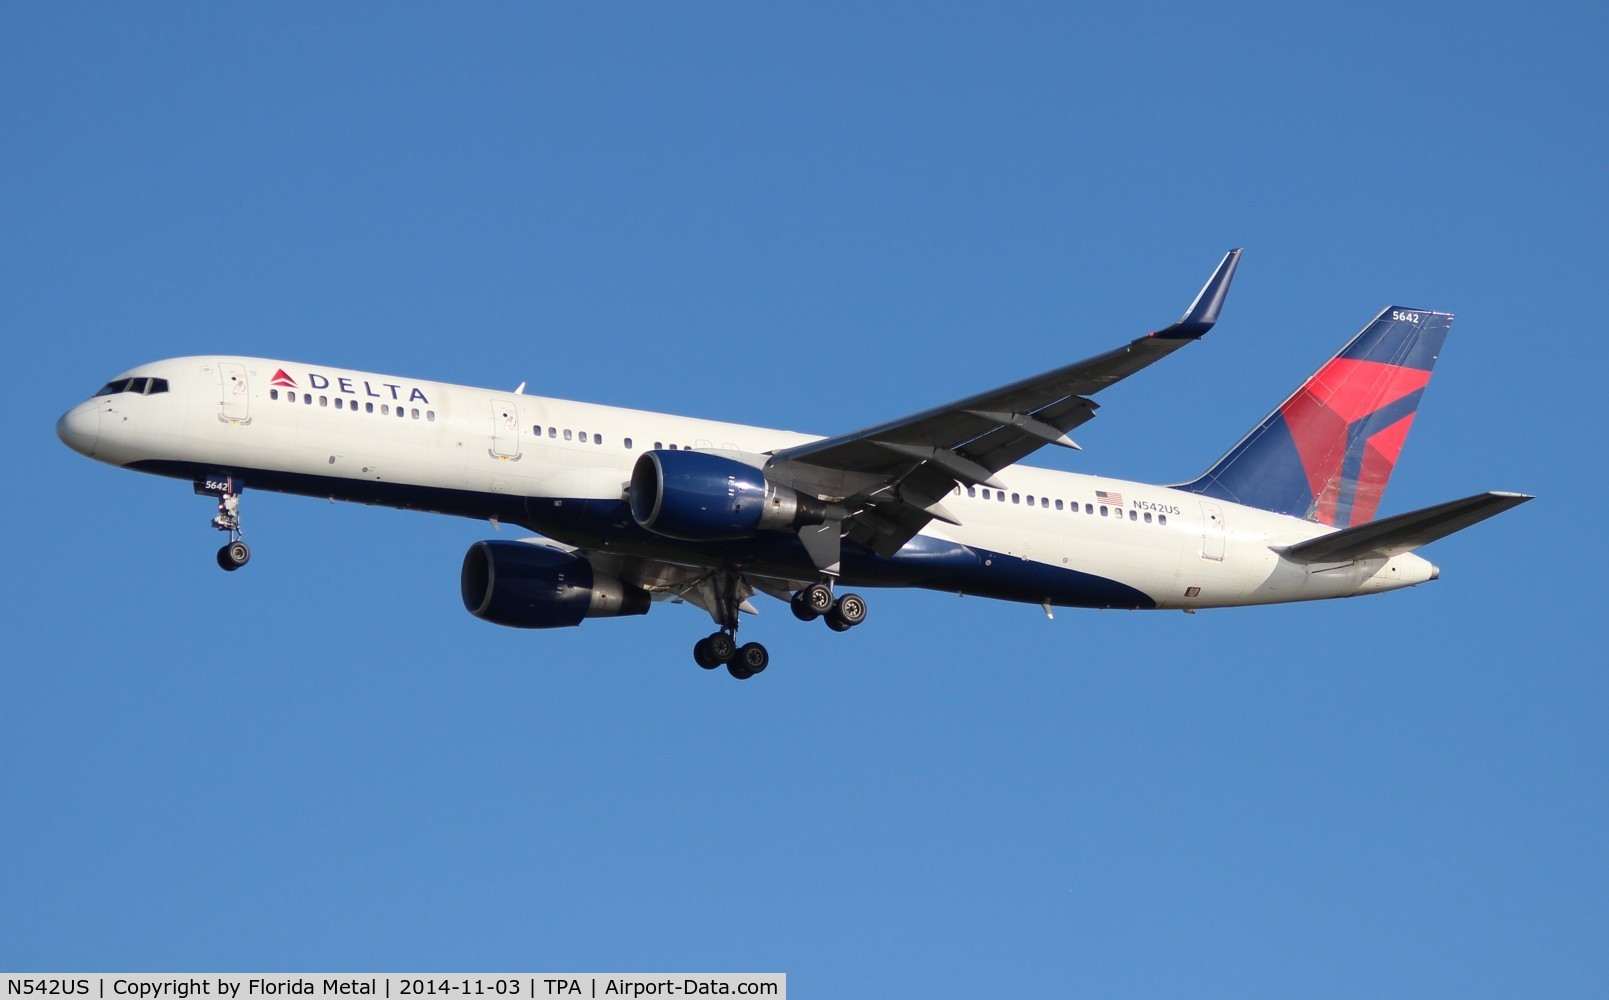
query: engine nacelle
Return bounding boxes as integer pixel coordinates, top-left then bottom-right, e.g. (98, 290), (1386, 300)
(629, 450), (826, 541)
(461, 541), (650, 629)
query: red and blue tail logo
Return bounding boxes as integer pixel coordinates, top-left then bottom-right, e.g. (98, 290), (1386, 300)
(1181, 308), (1452, 527)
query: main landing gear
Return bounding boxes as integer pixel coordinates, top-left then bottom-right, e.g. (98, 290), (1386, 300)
(196, 476), (250, 571)
(686, 573), (868, 680)
(790, 582), (869, 632)
(687, 569), (773, 680)
(693, 630), (771, 680)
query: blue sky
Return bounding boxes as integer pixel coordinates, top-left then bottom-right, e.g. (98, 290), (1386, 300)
(4, 3), (1603, 995)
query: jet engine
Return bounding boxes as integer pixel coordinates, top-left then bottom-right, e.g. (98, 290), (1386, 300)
(628, 450), (827, 541)
(461, 541), (650, 629)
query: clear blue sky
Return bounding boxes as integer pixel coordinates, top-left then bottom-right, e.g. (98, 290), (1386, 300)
(4, 3), (1603, 996)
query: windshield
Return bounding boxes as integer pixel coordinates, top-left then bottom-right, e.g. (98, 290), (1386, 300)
(94, 377), (169, 396)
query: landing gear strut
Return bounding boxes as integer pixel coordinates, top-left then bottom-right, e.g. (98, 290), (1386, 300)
(690, 570), (770, 680)
(196, 476), (250, 571)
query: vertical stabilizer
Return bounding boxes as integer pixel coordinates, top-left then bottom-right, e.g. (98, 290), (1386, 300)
(1180, 308), (1451, 527)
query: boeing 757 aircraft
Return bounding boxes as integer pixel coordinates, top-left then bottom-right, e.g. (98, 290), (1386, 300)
(57, 251), (1529, 678)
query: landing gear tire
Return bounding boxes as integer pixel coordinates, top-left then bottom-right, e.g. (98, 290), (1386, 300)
(727, 661), (754, 680)
(217, 541), (251, 572)
(824, 593), (866, 631)
(833, 593), (867, 626)
(803, 582), (835, 617)
(707, 631), (737, 663)
(693, 637), (721, 669)
(736, 642), (769, 676)
(791, 590), (820, 622)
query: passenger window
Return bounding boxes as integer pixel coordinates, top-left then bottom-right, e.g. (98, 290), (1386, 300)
(1100, 506), (1108, 517)
(1129, 510), (1137, 521)
(1012, 493), (1020, 504)
(548, 427), (557, 438)
(304, 393), (312, 405)
(365, 402), (374, 413)
(580, 432), (589, 443)
(411, 408), (420, 419)
(270, 389), (279, 401)
(966, 486), (976, 497)
(981, 489), (990, 500)
(564, 429), (573, 441)
(997, 492), (1005, 502)
(319, 396), (328, 407)
(533, 425), (541, 436)
(668, 443), (677, 450)
(381, 404), (389, 415)
(1026, 496), (1035, 507)
(1144, 512), (1153, 523)
(654, 442), (663, 449)
(396, 407), (405, 418)
(625, 437), (633, 449)
(595, 435), (605, 446)
(1159, 515), (1168, 526)
(1085, 503), (1094, 514)
(334, 397), (343, 409)
(427, 411), (436, 422)
(1055, 499), (1064, 510)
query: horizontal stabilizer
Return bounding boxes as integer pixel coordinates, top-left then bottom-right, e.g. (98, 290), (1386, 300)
(1276, 491), (1532, 563)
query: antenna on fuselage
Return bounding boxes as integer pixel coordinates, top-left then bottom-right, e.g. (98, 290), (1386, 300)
(514, 381), (526, 394)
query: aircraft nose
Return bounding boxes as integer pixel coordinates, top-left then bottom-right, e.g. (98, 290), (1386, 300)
(56, 401), (100, 457)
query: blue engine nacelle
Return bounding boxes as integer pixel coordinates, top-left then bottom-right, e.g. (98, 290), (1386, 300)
(629, 449), (827, 541)
(461, 541), (651, 629)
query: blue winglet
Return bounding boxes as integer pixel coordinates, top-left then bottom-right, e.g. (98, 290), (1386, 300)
(1152, 248), (1242, 339)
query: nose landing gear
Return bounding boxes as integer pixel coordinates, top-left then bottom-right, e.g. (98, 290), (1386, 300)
(217, 539), (251, 572)
(196, 476), (250, 571)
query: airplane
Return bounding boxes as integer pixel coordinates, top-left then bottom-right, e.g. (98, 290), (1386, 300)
(56, 250), (1529, 678)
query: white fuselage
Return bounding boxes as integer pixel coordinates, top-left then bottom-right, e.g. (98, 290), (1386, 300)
(57, 356), (1438, 610)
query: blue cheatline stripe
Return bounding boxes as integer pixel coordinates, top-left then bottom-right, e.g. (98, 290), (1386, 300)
(128, 459), (1158, 611)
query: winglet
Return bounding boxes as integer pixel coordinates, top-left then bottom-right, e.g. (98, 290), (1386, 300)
(1153, 248), (1242, 340)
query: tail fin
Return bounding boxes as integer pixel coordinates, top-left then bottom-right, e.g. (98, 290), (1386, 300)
(1180, 308), (1452, 527)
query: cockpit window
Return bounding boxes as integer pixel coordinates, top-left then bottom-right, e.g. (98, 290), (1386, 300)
(93, 376), (169, 396)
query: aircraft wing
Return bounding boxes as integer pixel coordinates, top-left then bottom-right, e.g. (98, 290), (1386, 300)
(766, 249), (1242, 558)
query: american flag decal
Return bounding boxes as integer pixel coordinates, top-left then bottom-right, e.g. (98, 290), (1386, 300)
(1096, 490), (1125, 506)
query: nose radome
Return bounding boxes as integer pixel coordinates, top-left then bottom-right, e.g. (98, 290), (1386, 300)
(56, 402), (100, 457)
